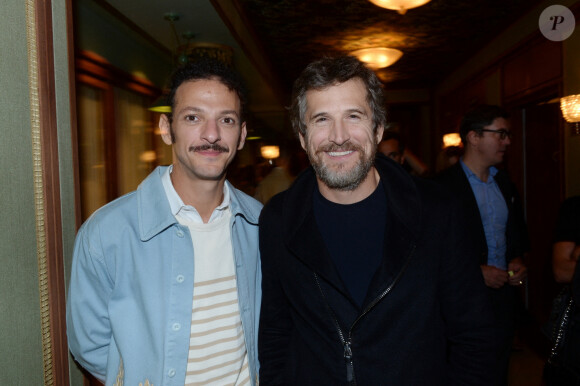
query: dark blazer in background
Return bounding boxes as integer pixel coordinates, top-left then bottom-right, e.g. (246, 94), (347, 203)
(436, 162), (529, 265)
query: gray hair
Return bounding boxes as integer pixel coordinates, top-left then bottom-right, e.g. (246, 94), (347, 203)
(289, 56), (387, 138)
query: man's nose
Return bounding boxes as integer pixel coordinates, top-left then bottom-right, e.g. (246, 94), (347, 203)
(201, 120), (221, 143)
(328, 120), (350, 145)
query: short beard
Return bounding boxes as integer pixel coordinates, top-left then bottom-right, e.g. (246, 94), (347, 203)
(308, 142), (376, 191)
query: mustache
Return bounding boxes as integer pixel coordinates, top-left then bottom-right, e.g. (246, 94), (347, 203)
(316, 143), (362, 153)
(189, 144), (229, 153)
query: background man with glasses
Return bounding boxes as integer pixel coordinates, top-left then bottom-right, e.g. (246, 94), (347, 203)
(437, 104), (529, 386)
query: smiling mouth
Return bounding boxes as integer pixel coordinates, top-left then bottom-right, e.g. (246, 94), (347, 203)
(328, 150), (354, 157)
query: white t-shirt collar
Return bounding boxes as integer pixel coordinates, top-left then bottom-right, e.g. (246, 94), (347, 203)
(161, 165), (230, 224)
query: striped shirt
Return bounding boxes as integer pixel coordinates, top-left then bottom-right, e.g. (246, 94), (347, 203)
(178, 210), (250, 386)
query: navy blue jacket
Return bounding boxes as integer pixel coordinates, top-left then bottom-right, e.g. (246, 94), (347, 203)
(258, 155), (497, 385)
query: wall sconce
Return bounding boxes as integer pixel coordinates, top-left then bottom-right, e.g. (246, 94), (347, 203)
(560, 94), (580, 135)
(261, 146), (280, 160)
(139, 150), (157, 163)
(149, 93), (171, 113)
(367, 0), (432, 15)
(442, 133), (461, 148)
(351, 47), (403, 69)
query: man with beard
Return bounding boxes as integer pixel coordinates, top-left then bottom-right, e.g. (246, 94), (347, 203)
(437, 105), (529, 386)
(67, 59), (262, 385)
(258, 56), (496, 385)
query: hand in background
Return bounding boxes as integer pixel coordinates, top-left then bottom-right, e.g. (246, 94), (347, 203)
(507, 257), (527, 287)
(480, 265), (509, 289)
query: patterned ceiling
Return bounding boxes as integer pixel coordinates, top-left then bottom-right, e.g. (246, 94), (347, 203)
(236, 0), (547, 92)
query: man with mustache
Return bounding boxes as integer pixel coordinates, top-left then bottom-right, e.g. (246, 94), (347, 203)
(437, 104), (529, 386)
(67, 59), (262, 385)
(258, 56), (496, 385)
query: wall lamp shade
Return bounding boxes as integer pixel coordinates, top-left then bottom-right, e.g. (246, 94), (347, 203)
(149, 94), (171, 113)
(260, 146), (280, 160)
(561, 94), (580, 123)
(367, 0), (432, 14)
(443, 133), (461, 148)
(351, 47), (403, 69)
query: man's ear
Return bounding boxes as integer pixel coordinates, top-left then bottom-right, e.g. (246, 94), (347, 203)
(375, 125), (385, 145)
(298, 132), (307, 151)
(159, 114), (173, 145)
(237, 122), (247, 150)
(466, 130), (480, 146)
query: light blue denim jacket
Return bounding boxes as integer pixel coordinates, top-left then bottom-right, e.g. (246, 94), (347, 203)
(66, 166), (262, 385)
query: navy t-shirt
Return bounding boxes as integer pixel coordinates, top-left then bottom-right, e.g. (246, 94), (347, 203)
(313, 180), (387, 307)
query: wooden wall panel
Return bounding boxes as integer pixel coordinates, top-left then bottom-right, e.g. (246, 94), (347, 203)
(503, 38), (562, 101)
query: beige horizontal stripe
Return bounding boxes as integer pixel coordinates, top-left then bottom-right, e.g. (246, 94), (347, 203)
(236, 373), (251, 386)
(195, 275), (235, 287)
(186, 362), (249, 385)
(194, 286), (236, 300)
(190, 321), (241, 338)
(188, 340), (245, 363)
(194, 299), (238, 313)
(187, 351), (245, 376)
(189, 328), (243, 350)
(191, 310), (239, 325)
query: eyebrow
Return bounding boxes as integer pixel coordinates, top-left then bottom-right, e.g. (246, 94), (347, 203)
(176, 107), (240, 118)
(309, 112), (329, 122)
(345, 108), (367, 116)
(309, 108), (367, 121)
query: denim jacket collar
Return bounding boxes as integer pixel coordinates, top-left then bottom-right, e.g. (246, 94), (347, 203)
(137, 167), (259, 241)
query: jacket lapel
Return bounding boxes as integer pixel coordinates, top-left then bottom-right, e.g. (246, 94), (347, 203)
(364, 157), (421, 304)
(284, 168), (350, 296)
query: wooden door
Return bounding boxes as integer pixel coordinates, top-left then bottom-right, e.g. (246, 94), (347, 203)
(507, 97), (564, 335)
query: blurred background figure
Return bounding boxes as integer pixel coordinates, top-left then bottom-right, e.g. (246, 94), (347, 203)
(544, 195), (580, 385)
(254, 146), (294, 204)
(436, 105), (529, 386)
(436, 145), (463, 173)
(553, 196), (580, 284)
(378, 131), (428, 176)
(378, 131), (405, 164)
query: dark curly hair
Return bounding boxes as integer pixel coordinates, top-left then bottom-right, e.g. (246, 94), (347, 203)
(166, 58), (247, 123)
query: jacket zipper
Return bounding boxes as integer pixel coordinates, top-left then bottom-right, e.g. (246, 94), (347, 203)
(314, 243), (416, 385)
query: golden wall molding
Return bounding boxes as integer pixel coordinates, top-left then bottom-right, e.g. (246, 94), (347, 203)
(26, 0), (69, 384)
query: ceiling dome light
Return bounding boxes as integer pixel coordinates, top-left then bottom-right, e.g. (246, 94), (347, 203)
(351, 47), (403, 69)
(368, 0), (432, 15)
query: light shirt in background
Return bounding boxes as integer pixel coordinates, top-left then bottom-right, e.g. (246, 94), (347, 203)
(460, 159), (508, 269)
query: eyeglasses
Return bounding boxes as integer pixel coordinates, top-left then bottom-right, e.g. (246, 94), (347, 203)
(481, 129), (512, 140)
